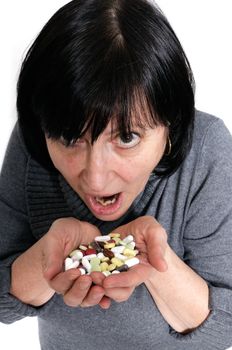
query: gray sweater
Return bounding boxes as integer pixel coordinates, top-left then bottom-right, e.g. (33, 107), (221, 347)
(1, 111), (232, 350)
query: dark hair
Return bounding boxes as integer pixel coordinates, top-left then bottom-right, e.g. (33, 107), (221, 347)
(17, 0), (195, 175)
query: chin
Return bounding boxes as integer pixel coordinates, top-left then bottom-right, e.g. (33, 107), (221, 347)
(92, 211), (125, 222)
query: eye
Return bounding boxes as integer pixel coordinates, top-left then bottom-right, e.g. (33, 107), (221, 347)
(115, 132), (141, 149)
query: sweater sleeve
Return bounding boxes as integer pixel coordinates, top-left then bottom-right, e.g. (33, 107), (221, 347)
(0, 123), (53, 324)
(170, 118), (232, 349)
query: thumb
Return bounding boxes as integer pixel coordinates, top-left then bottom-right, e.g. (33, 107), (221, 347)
(146, 231), (168, 273)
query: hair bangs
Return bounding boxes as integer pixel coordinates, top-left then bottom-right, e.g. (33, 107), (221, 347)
(41, 33), (160, 145)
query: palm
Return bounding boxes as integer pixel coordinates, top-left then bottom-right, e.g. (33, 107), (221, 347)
(114, 216), (168, 272)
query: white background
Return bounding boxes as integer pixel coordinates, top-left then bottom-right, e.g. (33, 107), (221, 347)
(0, 1), (231, 349)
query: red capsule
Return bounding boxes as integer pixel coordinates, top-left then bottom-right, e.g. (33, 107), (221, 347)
(107, 239), (116, 244)
(85, 248), (97, 256)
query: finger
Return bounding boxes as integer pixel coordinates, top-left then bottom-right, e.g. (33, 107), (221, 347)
(80, 285), (105, 308)
(145, 229), (168, 272)
(90, 271), (106, 286)
(47, 269), (81, 295)
(103, 263), (152, 289)
(147, 243), (168, 272)
(99, 296), (111, 309)
(63, 275), (92, 307)
(104, 287), (134, 303)
(151, 255), (168, 272)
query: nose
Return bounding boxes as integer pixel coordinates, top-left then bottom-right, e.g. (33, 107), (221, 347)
(81, 144), (112, 193)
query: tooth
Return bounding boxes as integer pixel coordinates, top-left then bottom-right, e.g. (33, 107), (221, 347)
(95, 196), (117, 206)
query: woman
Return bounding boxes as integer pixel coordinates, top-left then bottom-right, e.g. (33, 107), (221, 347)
(1, 0), (232, 349)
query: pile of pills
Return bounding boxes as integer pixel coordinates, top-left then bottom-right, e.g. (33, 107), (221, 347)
(64, 233), (140, 276)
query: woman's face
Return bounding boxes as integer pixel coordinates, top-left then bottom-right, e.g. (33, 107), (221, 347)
(46, 122), (167, 221)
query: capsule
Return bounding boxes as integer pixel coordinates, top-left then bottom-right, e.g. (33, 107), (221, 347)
(109, 233), (121, 238)
(82, 257), (91, 273)
(95, 235), (111, 242)
(89, 241), (102, 253)
(114, 253), (127, 261)
(65, 257), (73, 271)
(125, 257), (140, 268)
(78, 268), (86, 275)
(116, 264), (129, 272)
(97, 252), (105, 259)
(79, 245), (88, 251)
(111, 246), (125, 254)
(103, 248), (114, 259)
(122, 235), (134, 244)
(70, 250), (83, 261)
(84, 254), (97, 260)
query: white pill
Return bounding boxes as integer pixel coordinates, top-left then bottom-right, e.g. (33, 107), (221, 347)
(71, 260), (80, 268)
(122, 235), (134, 244)
(78, 268), (86, 275)
(97, 252), (105, 259)
(65, 260), (80, 270)
(65, 257), (73, 271)
(112, 270), (120, 274)
(84, 254), (97, 260)
(70, 249), (80, 257)
(71, 251), (84, 261)
(111, 246), (125, 254)
(114, 253), (127, 261)
(127, 242), (136, 249)
(82, 258), (91, 273)
(125, 257), (140, 268)
(95, 235), (111, 242)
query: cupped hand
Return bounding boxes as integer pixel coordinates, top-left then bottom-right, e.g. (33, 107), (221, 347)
(96, 216), (168, 304)
(42, 217), (107, 307)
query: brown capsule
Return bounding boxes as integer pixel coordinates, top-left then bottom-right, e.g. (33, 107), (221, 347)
(103, 248), (115, 259)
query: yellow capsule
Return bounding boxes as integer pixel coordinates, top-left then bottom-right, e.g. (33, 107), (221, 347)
(112, 237), (121, 244)
(109, 233), (121, 238)
(101, 256), (110, 262)
(108, 263), (116, 271)
(100, 262), (109, 272)
(104, 242), (115, 249)
(111, 257), (124, 267)
(123, 248), (137, 257)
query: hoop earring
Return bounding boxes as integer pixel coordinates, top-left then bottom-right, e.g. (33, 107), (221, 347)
(165, 136), (172, 156)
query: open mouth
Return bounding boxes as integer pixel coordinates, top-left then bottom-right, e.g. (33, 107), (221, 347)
(94, 193), (119, 206)
(86, 192), (123, 216)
